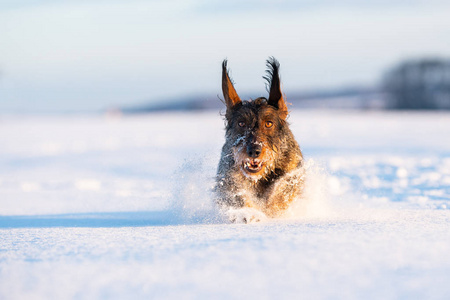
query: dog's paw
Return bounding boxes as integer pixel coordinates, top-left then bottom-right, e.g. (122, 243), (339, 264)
(226, 208), (268, 224)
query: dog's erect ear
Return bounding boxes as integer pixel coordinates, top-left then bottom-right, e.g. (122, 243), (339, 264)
(264, 57), (288, 120)
(222, 59), (241, 112)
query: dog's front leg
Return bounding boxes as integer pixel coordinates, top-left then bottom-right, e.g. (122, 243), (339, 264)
(215, 188), (267, 223)
(221, 193), (266, 223)
(264, 171), (305, 217)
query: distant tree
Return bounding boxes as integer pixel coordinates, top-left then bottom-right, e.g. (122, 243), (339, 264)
(382, 58), (450, 109)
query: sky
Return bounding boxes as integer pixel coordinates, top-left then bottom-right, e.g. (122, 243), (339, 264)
(1, 0), (450, 113)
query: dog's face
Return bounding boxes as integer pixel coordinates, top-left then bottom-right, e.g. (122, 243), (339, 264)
(227, 99), (286, 179)
(222, 58), (289, 180)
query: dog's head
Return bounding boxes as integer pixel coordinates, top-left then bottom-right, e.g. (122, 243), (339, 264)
(222, 57), (290, 180)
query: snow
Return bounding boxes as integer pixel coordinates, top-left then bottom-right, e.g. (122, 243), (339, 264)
(1, 110), (450, 299)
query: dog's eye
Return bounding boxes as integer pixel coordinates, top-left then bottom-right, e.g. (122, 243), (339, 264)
(238, 121), (246, 127)
(265, 121), (273, 128)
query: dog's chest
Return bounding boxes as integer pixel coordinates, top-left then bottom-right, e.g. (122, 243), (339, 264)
(246, 171), (281, 199)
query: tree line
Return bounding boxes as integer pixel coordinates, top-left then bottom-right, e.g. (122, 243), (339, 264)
(382, 58), (450, 109)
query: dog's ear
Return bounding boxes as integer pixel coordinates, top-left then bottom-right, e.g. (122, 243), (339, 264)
(222, 59), (241, 112)
(264, 57), (288, 120)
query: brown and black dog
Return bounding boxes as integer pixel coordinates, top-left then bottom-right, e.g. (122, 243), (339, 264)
(215, 57), (304, 223)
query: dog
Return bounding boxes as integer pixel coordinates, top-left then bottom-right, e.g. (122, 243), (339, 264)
(215, 57), (304, 223)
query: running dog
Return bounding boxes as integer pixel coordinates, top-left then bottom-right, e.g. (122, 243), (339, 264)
(215, 57), (304, 223)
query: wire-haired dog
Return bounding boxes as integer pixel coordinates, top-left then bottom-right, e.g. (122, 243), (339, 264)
(215, 57), (304, 223)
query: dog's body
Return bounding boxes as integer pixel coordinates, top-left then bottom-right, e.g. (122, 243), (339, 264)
(215, 58), (304, 222)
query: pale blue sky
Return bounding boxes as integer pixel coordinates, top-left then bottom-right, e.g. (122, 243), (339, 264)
(1, 0), (450, 112)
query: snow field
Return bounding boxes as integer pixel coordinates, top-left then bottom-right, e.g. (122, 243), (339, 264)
(1, 110), (450, 299)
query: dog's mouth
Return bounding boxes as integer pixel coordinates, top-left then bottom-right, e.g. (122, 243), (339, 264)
(242, 159), (264, 174)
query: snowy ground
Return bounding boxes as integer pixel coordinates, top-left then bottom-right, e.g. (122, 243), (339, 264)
(1, 110), (450, 299)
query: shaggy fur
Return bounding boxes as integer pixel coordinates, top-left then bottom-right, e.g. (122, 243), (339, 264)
(215, 57), (304, 222)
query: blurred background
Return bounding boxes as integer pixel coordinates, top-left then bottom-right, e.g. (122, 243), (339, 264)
(1, 0), (450, 114)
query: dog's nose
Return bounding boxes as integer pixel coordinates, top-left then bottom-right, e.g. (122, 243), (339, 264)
(247, 143), (262, 158)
